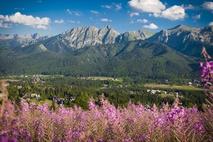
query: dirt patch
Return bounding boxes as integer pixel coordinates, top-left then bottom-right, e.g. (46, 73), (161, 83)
(0, 80), (9, 101)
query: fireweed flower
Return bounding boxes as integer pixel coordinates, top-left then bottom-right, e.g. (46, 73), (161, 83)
(0, 99), (209, 141)
(0, 134), (17, 142)
(88, 100), (97, 110)
(200, 61), (213, 89)
(0, 93), (210, 141)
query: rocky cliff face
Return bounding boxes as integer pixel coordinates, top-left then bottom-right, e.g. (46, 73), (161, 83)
(200, 25), (213, 45)
(62, 26), (120, 48)
(148, 25), (213, 57)
(41, 26), (120, 52)
(116, 30), (153, 43)
(0, 26), (153, 51)
(40, 26), (154, 52)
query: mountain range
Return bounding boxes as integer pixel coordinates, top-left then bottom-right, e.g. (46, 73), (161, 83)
(0, 25), (212, 80)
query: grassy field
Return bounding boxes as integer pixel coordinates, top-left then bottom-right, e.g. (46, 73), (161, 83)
(144, 83), (203, 91)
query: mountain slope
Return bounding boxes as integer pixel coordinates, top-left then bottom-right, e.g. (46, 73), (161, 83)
(0, 40), (197, 79)
(109, 41), (196, 79)
(148, 25), (213, 57)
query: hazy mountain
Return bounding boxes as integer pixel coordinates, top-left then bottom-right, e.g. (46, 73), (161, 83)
(0, 33), (48, 48)
(148, 25), (213, 57)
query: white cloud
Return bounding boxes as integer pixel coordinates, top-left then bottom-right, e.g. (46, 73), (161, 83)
(66, 9), (81, 16)
(192, 14), (201, 20)
(129, 12), (139, 17)
(128, 0), (185, 21)
(209, 22), (213, 26)
(203, 2), (213, 11)
(143, 23), (158, 29)
(0, 12), (50, 29)
(54, 19), (64, 24)
(128, 0), (166, 14)
(90, 10), (99, 15)
(156, 5), (186, 20)
(136, 18), (148, 23)
(100, 18), (112, 22)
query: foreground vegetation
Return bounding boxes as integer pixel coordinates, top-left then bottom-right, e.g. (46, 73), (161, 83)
(0, 98), (212, 142)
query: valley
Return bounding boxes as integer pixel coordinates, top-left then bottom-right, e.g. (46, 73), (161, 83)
(1, 75), (205, 110)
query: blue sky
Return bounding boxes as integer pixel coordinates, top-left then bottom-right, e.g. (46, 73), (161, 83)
(0, 0), (212, 35)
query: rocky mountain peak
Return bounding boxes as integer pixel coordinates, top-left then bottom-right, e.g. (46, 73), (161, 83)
(167, 24), (200, 33)
(148, 24), (213, 57)
(116, 29), (153, 43)
(201, 25), (213, 32)
(45, 26), (120, 50)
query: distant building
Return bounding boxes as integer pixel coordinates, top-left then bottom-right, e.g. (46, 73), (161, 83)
(188, 82), (192, 86)
(31, 75), (45, 84)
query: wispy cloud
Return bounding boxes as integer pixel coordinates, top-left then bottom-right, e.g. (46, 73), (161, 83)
(101, 3), (122, 11)
(209, 21), (213, 26)
(129, 0), (185, 20)
(130, 18), (149, 24)
(143, 23), (158, 29)
(37, 0), (44, 3)
(54, 19), (64, 24)
(192, 14), (201, 20)
(0, 12), (50, 29)
(14, 8), (25, 11)
(183, 4), (194, 10)
(129, 12), (140, 17)
(66, 9), (81, 16)
(136, 18), (148, 23)
(100, 18), (112, 22)
(101, 5), (112, 9)
(68, 20), (80, 24)
(90, 10), (99, 15)
(114, 3), (122, 10)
